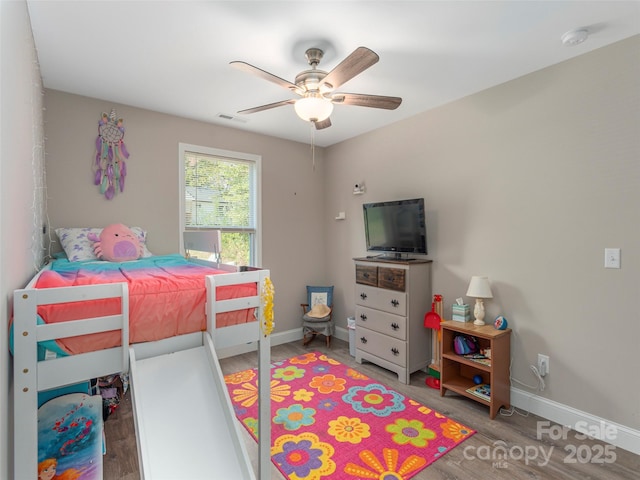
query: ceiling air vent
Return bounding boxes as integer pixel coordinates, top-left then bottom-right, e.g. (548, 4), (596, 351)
(216, 113), (247, 123)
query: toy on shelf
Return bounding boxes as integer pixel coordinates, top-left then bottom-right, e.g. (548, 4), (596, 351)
(494, 315), (509, 330)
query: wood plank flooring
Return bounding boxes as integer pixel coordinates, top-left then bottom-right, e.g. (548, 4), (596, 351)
(104, 338), (639, 479)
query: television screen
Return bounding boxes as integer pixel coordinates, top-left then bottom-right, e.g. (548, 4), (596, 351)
(363, 198), (427, 257)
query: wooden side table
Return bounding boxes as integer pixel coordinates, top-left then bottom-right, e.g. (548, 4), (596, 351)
(440, 320), (511, 419)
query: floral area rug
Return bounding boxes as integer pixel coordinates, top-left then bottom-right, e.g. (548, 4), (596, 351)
(224, 352), (475, 480)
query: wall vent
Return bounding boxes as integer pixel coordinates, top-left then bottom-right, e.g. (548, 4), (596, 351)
(216, 113), (247, 123)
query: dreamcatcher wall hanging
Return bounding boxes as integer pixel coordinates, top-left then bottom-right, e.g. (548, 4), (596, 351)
(94, 109), (130, 199)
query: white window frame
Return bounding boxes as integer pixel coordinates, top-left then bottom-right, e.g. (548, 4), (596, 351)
(178, 143), (262, 267)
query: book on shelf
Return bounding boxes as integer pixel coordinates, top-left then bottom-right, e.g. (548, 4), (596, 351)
(463, 354), (491, 367)
(466, 383), (491, 401)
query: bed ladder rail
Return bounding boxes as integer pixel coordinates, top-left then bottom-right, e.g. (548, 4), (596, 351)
(207, 270), (272, 480)
(13, 282), (129, 480)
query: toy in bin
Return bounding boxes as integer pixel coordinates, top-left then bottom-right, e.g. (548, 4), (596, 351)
(424, 295), (443, 389)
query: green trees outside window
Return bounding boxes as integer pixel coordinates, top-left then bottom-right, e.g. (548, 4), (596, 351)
(182, 146), (259, 267)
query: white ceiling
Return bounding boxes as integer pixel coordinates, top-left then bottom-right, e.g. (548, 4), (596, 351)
(27, 1), (640, 147)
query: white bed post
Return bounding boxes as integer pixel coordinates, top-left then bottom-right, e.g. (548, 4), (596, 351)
(257, 270), (272, 480)
(12, 283), (130, 480)
(13, 289), (40, 479)
(205, 269), (272, 479)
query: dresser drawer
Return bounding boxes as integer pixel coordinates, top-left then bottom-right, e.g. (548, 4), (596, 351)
(355, 265), (378, 287)
(378, 267), (406, 291)
(355, 327), (406, 367)
(355, 305), (406, 340)
(355, 285), (407, 316)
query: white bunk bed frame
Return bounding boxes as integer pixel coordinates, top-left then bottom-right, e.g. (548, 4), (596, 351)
(13, 266), (272, 480)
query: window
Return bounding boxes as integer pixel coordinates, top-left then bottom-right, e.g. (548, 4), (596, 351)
(179, 143), (261, 267)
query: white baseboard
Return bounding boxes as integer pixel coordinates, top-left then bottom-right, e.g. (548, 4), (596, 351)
(219, 327), (350, 359)
(217, 328), (303, 359)
(334, 326), (350, 342)
(219, 327), (640, 456)
(511, 387), (640, 455)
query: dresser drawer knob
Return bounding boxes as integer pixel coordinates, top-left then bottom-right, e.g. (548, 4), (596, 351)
(391, 299), (399, 307)
(360, 313), (367, 321)
(360, 292), (368, 300)
(391, 347), (400, 356)
(360, 337), (368, 344)
(391, 322), (399, 330)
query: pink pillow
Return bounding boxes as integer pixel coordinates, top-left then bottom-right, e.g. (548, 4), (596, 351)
(88, 223), (143, 262)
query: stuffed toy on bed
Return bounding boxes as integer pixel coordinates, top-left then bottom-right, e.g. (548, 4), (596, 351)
(87, 223), (143, 262)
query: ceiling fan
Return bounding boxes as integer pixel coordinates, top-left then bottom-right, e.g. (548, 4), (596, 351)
(230, 46), (402, 130)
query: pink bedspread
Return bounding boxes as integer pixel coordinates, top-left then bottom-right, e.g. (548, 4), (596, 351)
(34, 254), (256, 354)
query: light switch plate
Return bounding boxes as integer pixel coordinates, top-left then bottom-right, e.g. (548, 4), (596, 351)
(604, 248), (621, 269)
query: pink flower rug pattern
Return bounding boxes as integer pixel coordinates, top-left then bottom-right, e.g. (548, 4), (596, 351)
(224, 352), (475, 480)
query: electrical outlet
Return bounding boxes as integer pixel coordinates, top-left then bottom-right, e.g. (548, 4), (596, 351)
(538, 354), (549, 377)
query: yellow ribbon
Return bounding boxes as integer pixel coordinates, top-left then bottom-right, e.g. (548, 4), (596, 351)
(261, 277), (274, 336)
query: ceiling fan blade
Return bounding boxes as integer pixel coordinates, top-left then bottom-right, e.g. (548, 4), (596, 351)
(321, 47), (379, 90)
(238, 99), (296, 115)
(314, 118), (332, 130)
(230, 61), (302, 94)
(332, 93), (402, 110)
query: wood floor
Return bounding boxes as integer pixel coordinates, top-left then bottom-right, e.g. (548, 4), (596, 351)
(104, 338), (639, 479)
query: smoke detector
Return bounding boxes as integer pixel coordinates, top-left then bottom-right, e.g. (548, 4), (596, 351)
(561, 29), (589, 46)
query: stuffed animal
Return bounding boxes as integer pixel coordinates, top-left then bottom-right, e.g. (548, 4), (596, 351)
(88, 223), (143, 262)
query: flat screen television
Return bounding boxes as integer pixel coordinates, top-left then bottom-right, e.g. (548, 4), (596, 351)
(363, 198), (427, 259)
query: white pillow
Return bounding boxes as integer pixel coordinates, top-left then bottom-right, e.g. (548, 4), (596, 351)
(55, 226), (153, 262)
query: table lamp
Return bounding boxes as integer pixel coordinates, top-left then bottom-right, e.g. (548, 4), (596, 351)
(466, 276), (493, 326)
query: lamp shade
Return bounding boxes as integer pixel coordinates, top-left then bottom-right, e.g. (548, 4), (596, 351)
(466, 276), (493, 299)
(294, 94), (333, 122)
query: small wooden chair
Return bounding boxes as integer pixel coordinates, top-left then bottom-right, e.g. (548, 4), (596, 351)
(301, 286), (334, 347)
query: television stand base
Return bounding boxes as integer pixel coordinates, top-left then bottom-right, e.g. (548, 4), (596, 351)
(378, 254), (409, 261)
(355, 256), (432, 266)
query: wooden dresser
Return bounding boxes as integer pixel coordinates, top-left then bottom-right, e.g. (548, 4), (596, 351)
(353, 258), (432, 384)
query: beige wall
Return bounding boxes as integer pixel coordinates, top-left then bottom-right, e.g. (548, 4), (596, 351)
(325, 36), (640, 430)
(43, 90), (328, 334)
(1, 0), (47, 476)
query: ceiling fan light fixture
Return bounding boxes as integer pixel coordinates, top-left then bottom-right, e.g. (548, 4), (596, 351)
(294, 94), (333, 122)
(233, 46), (400, 128)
